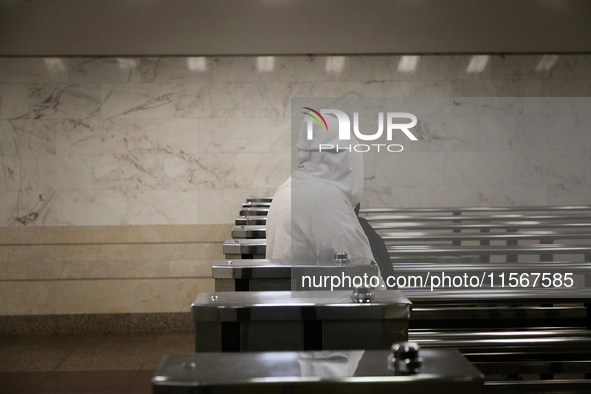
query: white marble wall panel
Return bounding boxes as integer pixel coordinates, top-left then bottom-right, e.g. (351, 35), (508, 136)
(141, 57), (213, 83)
(356, 81), (405, 98)
(29, 84), (101, 119)
(460, 80), (525, 97)
(0, 84), (28, 120)
(188, 82), (242, 118)
(348, 56), (414, 82)
(128, 190), (199, 225)
(100, 84), (173, 118)
(56, 190), (127, 226)
(408, 186), (482, 207)
(16, 190), (57, 226)
(126, 119), (200, 154)
(480, 115), (521, 150)
(446, 151), (514, 186)
(57, 119), (129, 155)
(162, 153), (235, 189)
(0, 156), (20, 191)
(21, 155), (92, 191)
(523, 98), (591, 115)
(549, 183), (591, 205)
(211, 57), (283, 82)
(515, 150), (586, 185)
(69, 58), (141, 83)
(478, 185), (549, 206)
(451, 97), (523, 116)
(198, 118), (269, 153)
(421, 55), (491, 80)
(0, 192), (18, 226)
(283, 82), (364, 118)
(171, 82), (244, 118)
(398, 81), (456, 97)
(234, 153), (291, 189)
(412, 115), (480, 151)
(361, 187), (410, 208)
(171, 83), (214, 118)
(0, 55), (589, 224)
(267, 118), (291, 153)
(242, 83), (292, 118)
(367, 151), (446, 187)
(0, 120), (57, 155)
(561, 55), (591, 79)
(0, 58), (68, 83)
(519, 114), (590, 150)
(92, 154), (163, 190)
(282, 56), (356, 82)
(490, 55), (561, 80)
(524, 79), (591, 97)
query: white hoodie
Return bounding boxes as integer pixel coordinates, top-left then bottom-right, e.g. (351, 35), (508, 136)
(266, 114), (374, 262)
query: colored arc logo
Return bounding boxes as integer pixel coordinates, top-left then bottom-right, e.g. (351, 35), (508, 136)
(302, 107), (329, 131)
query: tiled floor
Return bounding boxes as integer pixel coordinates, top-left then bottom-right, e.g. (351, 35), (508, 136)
(0, 332), (194, 393)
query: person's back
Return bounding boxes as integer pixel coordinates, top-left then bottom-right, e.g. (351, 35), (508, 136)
(266, 112), (373, 262)
(266, 175), (373, 261)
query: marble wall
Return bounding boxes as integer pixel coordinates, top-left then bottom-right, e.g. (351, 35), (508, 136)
(0, 54), (590, 317)
(1, 55), (590, 228)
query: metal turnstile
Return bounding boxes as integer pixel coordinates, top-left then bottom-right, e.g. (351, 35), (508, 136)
(213, 257), (378, 292)
(153, 347), (483, 394)
(191, 290), (411, 353)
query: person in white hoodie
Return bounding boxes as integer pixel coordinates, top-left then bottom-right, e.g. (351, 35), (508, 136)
(266, 113), (375, 263)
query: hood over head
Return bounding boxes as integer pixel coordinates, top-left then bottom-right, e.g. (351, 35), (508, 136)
(294, 113), (364, 208)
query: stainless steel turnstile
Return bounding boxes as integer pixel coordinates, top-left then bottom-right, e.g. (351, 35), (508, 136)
(213, 258), (378, 292)
(191, 290), (411, 353)
(153, 347), (484, 394)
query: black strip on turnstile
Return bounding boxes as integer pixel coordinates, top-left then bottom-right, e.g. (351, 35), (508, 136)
(303, 321), (323, 350)
(302, 307), (323, 350)
(235, 279), (249, 291)
(221, 322), (241, 352)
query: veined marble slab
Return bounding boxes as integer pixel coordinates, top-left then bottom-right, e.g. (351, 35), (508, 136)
(16, 190), (57, 226)
(29, 84), (101, 119)
(126, 119), (200, 154)
(234, 153), (290, 189)
(0, 156), (20, 191)
(515, 150), (586, 185)
(100, 83), (173, 118)
(69, 57), (141, 83)
(0, 191), (17, 226)
(0, 58), (68, 83)
(56, 190), (127, 226)
(57, 119), (129, 155)
(21, 155), (92, 191)
(0, 84), (28, 120)
(198, 118), (269, 153)
(142, 57), (213, 83)
(0, 120), (58, 155)
(446, 150), (514, 186)
(128, 190), (199, 225)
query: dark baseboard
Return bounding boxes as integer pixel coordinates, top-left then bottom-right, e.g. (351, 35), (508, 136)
(0, 313), (194, 336)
